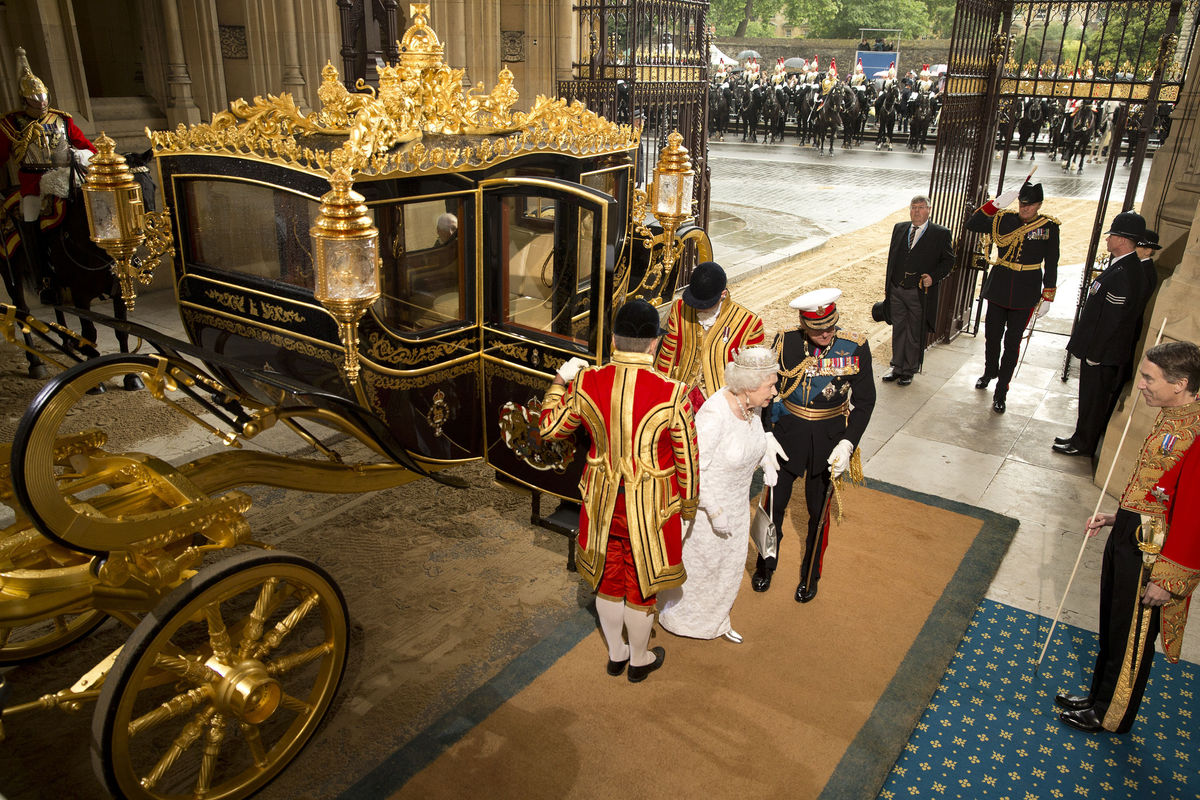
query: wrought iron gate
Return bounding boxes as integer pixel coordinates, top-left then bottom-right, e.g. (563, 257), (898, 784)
(556, 0), (712, 284)
(929, 0), (1194, 344)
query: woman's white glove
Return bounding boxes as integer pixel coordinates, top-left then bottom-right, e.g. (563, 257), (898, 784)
(556, 357), (589, 383)
(760, 432), (787, 487)
(828, 439), (855, 478)
(708, 508), (732, 536)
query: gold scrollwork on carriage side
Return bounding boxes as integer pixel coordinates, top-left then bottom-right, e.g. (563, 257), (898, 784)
(364, 332), (470, 365)
(204, 288), (246, 314)
(362, 358), (478, 390)
(256, 301), (305, 325)
(184, 309), (341, 365)
(140, 210), (175, 286)
(492, 341), (530, 363)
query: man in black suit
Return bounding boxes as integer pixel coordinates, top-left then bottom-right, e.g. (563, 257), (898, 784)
(966, 181), (1059, 413)
(882, 195), (955, 385)
(1054, 212), (1154, 457)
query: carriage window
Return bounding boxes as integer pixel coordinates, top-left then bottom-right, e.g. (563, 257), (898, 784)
(180, 180), (317, 289)
(500, 195), (591, 344)
(374, 197), (466, 332)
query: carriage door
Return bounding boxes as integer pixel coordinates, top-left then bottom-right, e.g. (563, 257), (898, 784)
(478, 177), (616, 501)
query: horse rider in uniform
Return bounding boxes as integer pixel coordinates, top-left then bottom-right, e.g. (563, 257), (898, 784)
(967, 180), (1059, 413)
(745, 56), (761, 83)
(757, 288), (875, 602)
(773, 57), (787, 85)
(851, 58), (867, 93)
(539, 299), (699, 683)
(714, 58), (730, 85)
(654, 260), (766, 411)
(0, 47), (96, 303)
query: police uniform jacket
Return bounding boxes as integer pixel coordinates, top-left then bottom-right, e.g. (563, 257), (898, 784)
(540, 350), (699, 597)
(1066, 252), (1148, 365)
(967, 207), (1059, 309)
(766, 327), (875, 459)
(885, 220), (955, 332)
(653, 296), (765, 401)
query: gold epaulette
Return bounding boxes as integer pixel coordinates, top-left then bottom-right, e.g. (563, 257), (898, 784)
(1039, 214), (1061, 226)
(838, 329), (867, 345)
(49, 107), (71, 119)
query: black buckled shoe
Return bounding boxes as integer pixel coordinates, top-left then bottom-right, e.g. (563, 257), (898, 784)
(1059, 706), (1105, 733)
(1055, 692), (1093, 711)
(627, 647), (665, 683)
(751, 563), (774, 592)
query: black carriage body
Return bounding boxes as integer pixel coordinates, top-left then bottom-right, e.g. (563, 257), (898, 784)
(156, 144), (639, 501)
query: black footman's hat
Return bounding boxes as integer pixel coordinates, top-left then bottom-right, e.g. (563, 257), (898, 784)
(613, 299), (667, 338)
(682, 261), (727, 309)
(1018, 182), (1043, 204)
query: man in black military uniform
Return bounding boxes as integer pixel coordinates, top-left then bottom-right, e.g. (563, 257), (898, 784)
(757, 288), (875, 603)
(967, 181), (1059, 413)
(1054, 212), (1153, 457)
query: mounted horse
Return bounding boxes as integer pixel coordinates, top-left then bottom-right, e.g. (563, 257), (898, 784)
(1060, 101), (1098, 172)
(709, 81), (732, 141)
(762, 83), (787, 144)
(740, 81), (765, 142)
(813, 82), (842, 154)
(840, 84), (865, 148)
(795, 84), (818, 144)
(874, 81), (899, 150)
(1015, 97), (1046, 160)
(908, 89), (933, 152)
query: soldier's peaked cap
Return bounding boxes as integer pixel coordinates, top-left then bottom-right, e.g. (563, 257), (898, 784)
(613, 299), (667, 338)
(1018, 182), (1043, 203)
(1104, 211), (1147, 241)
(790, 288), (842, 329)
(683, 261), (727, 309)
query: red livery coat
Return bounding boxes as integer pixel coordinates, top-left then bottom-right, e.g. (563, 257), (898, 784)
(1149, 438), (1200, 662)
(653, 296), (764, 407)
(540, 350), (699, 597)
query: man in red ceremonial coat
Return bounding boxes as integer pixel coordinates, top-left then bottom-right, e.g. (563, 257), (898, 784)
(1056, 341), (1200, 733)
(654, 261), (765, 409)
(540, 299), (699, 683)
(0, 47), (96, 301)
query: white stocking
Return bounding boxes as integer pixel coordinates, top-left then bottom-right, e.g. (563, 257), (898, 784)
(595, 595), (629, 662)
(624, 603), (656, 667)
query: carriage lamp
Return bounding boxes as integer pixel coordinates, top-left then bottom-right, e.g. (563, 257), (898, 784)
(310, 168), (381, 389)
(648, 130), (695, 273)
(83, 133), (147, 309)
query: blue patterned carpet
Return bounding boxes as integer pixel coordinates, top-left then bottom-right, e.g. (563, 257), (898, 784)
(880, 599), (1199, 800)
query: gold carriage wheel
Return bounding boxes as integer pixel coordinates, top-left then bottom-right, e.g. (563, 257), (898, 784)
(0, 604), (108, 665)
(91, 550), (349, 800)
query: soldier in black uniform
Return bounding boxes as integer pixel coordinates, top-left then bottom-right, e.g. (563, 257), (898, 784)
(1054, 212), (1154, 457)
(967, 181), (1059, 413)
(757, 288), (875, 603)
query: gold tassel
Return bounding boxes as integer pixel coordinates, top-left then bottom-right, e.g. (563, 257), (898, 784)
(830, 448), (865, 523)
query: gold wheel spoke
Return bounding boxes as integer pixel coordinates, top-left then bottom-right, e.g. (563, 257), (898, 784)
(0, 626), (11, 648)
(153, 653), (222, 687)
(195, 712), (228, 798)
(237, 577), (279, 661)
(266, 642), (334, 676)
(203, 601), (234, 663)
(52, 614), (69, 634)
(278, 691), (314, 715)
(252, 590), (320, 659)
(128, 685), (213, 738)
(239, 721), (270, 768)
(141, 707), (215, 791)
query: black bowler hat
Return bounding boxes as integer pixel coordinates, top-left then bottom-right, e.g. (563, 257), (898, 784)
(613, 299), (667, 338)
(1103, 211), (1147, 241)
(1018, 182), (1043, 204)
(1138, 228), (1162, 250)
(682, 261), (727, 309)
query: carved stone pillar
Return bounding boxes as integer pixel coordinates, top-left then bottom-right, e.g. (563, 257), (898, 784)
(277, 0), (308, 110)
(161, 0), (202, 125)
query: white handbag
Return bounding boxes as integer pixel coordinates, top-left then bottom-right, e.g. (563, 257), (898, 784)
(750, 492), (777, 560)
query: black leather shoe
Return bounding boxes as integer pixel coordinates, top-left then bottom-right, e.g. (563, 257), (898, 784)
(975, 375), (994, 390)
(1054, 436), (1074, 446)
(606, 658), (628, 677)
(897, 374), (913, 386)
(751, 565), (773, 592)
(1055, 693), (1093, 711)
(1052, 442), (1089, 456)
(882, 369), (900, 382)
(796, 575), (819, 603)
(627, 647), (665, 683)
(992, 397), (1006, 414)
(1059, 706), (1105, 732)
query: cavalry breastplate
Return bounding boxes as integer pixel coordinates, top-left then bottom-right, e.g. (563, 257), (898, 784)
(21, 114), (71, 168)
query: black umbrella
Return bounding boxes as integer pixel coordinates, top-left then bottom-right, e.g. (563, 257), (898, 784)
(736, 49), (763, 61)
(783, 57), (806, 70)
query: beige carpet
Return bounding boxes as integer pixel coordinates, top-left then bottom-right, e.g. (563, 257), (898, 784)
(368, 484), (1012, 800)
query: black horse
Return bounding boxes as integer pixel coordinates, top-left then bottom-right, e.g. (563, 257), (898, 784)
(1016, 97), (1046, 160)
(840, 85), (864, 148)
(1, 162), (145, 387)
(874, 82), (899, 150)
(795, 85), (818, 144)
(762, 84), (787, 144)
(813, 86), (842, 154)
(709, 82), (731, 141)
(1061, 103), (1098, 172)
(908, 90), (932, 152)
(740, 83), (765, 143)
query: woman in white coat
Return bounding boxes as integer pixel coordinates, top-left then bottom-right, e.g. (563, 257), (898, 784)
(659, 346), (783, 643)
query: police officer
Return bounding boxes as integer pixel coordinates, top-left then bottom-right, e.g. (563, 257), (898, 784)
(757, 288), (875, 602)
(967, 181), (1059, 413)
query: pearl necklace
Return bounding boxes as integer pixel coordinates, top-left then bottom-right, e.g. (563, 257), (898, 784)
(733, 392), (752, 421)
